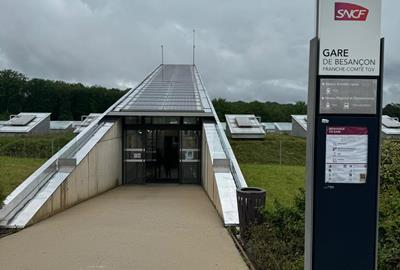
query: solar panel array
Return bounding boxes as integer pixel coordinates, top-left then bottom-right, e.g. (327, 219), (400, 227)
(121, 65), (207, 112)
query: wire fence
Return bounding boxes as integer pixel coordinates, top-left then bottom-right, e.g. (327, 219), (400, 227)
(0, 134), (74, 159)
(229, 137), (307, 167)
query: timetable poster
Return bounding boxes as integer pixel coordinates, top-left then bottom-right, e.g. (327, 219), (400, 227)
(325, 126), (368, 184)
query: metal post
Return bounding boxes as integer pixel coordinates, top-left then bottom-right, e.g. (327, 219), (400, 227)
(279, 141), (282, 166)
(161, 45), (164, 65)
(192, 29), (196, 66)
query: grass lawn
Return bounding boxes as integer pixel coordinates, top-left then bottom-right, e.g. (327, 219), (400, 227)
(0, 132), (75, 159)
(230, 134), (306, 209)
(230, 134), (306, 166)
(0, 156), (45, 203)
(240, 164), (305, 210)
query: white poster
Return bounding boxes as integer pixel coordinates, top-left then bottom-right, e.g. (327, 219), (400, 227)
(325, 126), (368, 184)
(318, 0), (382, 76)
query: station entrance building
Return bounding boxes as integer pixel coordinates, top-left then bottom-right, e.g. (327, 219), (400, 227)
(0, 64), (246, 228)
(108, 65), (213, 185)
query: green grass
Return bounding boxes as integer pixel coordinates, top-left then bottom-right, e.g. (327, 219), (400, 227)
(230, 134), (307, 209)
(0, 132), (74, 203)
(0, 132), (75, 158)
(230, 134), (306, 166)
(240, 163), (305, 209)
(0, 156), (46, 203)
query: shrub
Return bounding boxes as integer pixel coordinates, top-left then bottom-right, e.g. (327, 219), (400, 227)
(378, 140), (400, 269)
(246, 190), (305, 270)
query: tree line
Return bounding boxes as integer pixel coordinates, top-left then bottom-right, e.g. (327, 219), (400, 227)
(212, 98), (307, 122)
(0, 69), (127, 120)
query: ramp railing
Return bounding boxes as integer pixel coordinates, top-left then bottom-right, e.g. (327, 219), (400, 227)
(193, 66), (247, 189)
(0, 120), (104, 225)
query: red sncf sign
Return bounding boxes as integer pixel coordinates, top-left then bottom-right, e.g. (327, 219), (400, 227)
(335, 2), (369, 21)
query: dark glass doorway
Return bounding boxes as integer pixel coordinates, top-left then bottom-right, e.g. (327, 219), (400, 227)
(145, 130), (180, 183)
(123, 117), (201, 185)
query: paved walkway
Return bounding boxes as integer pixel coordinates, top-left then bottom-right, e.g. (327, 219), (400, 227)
(0, 185), (247, 270)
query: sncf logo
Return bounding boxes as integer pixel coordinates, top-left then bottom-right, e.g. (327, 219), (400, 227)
(335, 2), (369, 21)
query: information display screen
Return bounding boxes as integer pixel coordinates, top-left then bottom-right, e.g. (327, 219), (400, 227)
(325, 126), (368, 184)
(320, 78), (377, 114)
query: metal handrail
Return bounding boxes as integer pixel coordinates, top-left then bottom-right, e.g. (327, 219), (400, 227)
(0, 120), (103, 221)
(193, 66), (247, 189)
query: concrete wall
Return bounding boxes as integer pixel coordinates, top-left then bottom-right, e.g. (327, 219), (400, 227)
(201, 127), (223, 218)
(201, 124), (240, 226)
(29, 121), (122, 224)
(31, 115), (50, 135)
(292, 120), (307, 138)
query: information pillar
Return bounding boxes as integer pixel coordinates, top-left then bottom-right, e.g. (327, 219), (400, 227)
(305, 1), (383, 270)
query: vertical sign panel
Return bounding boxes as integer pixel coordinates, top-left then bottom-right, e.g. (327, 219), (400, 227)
(306, 1), (383, 269)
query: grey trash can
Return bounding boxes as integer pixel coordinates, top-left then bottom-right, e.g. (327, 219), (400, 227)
(237, 187), (266, 238)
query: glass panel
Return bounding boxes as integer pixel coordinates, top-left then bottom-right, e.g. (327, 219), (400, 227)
(152, 117), (180, 125)
(125, 116), (141, 125)
(124, 129), (145, 184)
(126, 130), (144, 148)
(145, 130), (156, 180)
(125, 163), (145, 184)
(181, 130), (201, 184)
(144, 117), (152, 124)
(183, 117), (198, 125)
(182, 130), (199, 148)
(182, 162), (200, 184)
(155, 130), (179, 180)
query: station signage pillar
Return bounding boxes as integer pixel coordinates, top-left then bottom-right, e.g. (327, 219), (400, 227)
(305, 1), (383, 269)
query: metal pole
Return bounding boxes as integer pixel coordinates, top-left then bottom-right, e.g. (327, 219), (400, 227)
(192, 29), (195, 66)
(161, 45), (164, 65)
(279, 141), (282, 166)
(161, 45), (164, 81)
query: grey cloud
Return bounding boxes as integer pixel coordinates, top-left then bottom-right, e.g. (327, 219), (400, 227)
(0, 0), (399, 104)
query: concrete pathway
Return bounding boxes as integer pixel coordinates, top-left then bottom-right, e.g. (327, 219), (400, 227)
(0, 185), (248, 270)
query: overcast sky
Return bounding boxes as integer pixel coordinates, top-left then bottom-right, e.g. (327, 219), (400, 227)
(0, 0), (399, 104)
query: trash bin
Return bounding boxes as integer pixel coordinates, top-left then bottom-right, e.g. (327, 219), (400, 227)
(237, 187), (266, 237)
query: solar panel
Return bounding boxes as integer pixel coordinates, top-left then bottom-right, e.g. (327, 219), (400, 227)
(9, 115), (36, 126)
(236, 117), (253, 127)
(382, 116), (400, 128)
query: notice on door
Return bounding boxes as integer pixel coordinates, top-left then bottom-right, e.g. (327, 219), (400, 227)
(325, 126), (368, 184)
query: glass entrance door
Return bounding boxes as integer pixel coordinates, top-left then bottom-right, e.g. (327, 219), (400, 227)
(124, 116), (201, 185)
(146, 130), (179, 183)
(124, 130), (145, 184)
(180, 130), (201, 184)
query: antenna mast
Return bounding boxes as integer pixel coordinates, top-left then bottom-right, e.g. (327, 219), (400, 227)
(161, 45), (164, 65)
(192, 29), (196, 66)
